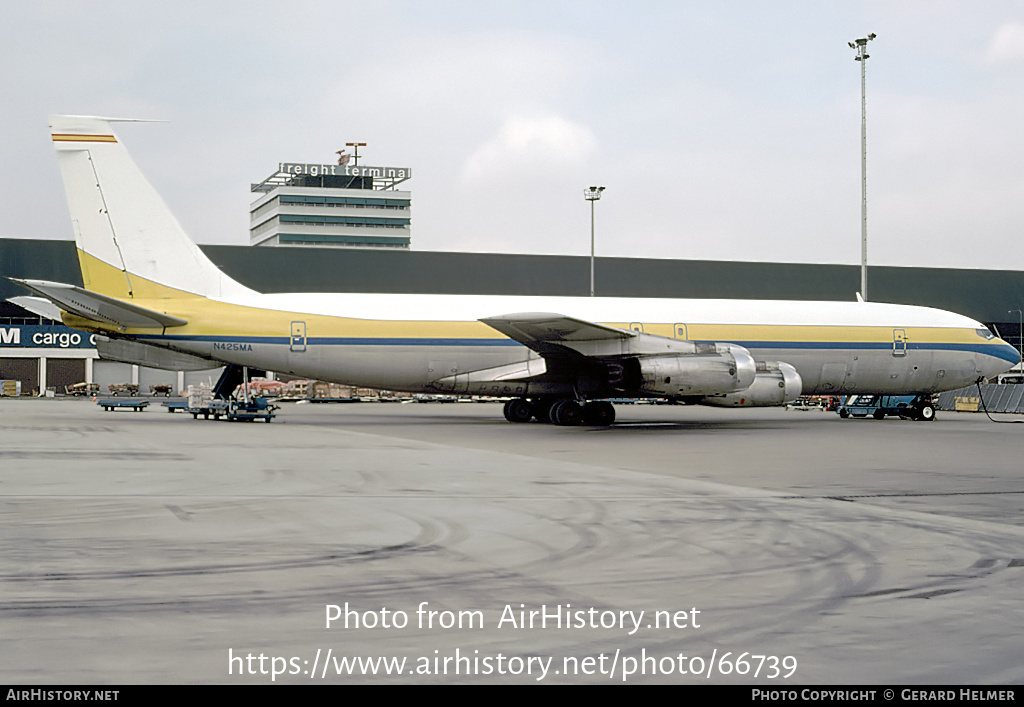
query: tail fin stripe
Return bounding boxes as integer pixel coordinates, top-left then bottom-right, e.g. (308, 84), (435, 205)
(52, 134), (118, 143)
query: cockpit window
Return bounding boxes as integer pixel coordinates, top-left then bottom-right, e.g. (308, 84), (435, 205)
(975, 328), (995, 340)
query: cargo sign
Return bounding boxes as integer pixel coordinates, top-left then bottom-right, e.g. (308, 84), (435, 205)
(0, 325), (96, 349)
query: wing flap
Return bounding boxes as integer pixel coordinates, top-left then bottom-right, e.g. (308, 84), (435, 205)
(10, 278), (188, 329)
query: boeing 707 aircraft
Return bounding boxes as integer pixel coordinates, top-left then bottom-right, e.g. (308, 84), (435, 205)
(10, 115), (1019, 426)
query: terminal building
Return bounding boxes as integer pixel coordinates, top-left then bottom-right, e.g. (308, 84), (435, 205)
(249, 159), (411, 249)
(2, 236), (1023, 396)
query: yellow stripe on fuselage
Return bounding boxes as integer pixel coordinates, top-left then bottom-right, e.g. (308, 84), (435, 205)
(664, 323), (981, 346)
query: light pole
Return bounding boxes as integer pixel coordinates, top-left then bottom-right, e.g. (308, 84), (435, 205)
(584, 186), (605, 297)
(1011, 309), (1023, 370)
(849, 33), (875, 301)
(346, 142), (367, 166)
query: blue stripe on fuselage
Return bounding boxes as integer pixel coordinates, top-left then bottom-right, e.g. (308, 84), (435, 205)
(132, 334), (1018, 362)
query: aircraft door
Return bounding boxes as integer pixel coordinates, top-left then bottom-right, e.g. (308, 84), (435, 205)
(892, 329), (907, 357)
(673, 323), (688, 339)
(629, 322), (645, 333)
(290, 321), (307, 353)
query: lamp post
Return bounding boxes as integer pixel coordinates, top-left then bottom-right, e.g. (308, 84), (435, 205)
(584, 186), (605, 297)
(849, 33), (875, 301)
(1011, 309), (1023, 370)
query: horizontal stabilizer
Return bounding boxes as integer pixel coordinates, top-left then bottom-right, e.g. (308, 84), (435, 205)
(9, 279), (188, 329)
(7, 296), (62, 321)
(94, 336), (217, 371)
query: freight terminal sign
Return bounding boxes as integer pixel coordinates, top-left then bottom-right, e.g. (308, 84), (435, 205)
(0, 325), (96, 349)
(280, 162), (411, 180)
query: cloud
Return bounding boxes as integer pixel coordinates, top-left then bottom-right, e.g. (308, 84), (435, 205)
(460, 115), (597, 183)
(985, 22), (1024, 63)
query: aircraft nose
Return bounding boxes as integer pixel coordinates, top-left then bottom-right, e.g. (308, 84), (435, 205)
(981, 338), (1021, 378)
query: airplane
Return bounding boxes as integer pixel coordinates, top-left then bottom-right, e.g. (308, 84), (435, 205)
(9, 115), (1019, 426)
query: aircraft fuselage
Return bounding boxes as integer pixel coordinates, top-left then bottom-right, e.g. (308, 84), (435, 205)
(69, 291), (1017, 399)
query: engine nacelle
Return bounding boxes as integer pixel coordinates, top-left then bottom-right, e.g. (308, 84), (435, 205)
(699, 361), (803, 407)
(637, 344), (756, 396)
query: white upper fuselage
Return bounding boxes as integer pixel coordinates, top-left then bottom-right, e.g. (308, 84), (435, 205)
(219, 292), (983, 329)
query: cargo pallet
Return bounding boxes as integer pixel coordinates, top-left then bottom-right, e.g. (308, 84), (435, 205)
(97, 399), (149, 412)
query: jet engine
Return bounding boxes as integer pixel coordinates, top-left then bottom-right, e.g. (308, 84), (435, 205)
(698, 361), (802, 407)
(636, 343), (756, 396)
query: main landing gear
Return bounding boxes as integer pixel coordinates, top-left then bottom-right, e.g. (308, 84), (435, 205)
(502, 398), (616, 426)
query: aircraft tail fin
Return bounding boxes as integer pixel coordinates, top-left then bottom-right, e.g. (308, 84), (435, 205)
(49, 115), (255, 300)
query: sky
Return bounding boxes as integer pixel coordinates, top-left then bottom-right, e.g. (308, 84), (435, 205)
(2, 1), (1024, 270)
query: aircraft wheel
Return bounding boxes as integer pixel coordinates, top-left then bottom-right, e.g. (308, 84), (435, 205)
(551, 399), (584, 426)
(503, 398), (533, 423)
(583, 401), (615, 426)
(532, 398), (557, 423)
(917, 404), (936, 422)
(546, 399), (567, 424)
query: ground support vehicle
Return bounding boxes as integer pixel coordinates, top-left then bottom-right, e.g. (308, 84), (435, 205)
(223, 397), (277, 422)
(186, 400), (230, 420)
(837, 394), (937, 421)
(149, 384), (173, 397)
(108, 383), (139, 397)
(165, 398), (277, 422)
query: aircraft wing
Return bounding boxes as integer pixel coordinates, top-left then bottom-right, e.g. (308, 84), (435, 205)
(480, 311), (697, 360)
(430, 312), (639, 393)
(9, 278), (188, 329)
(479, 312), (636, 358)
